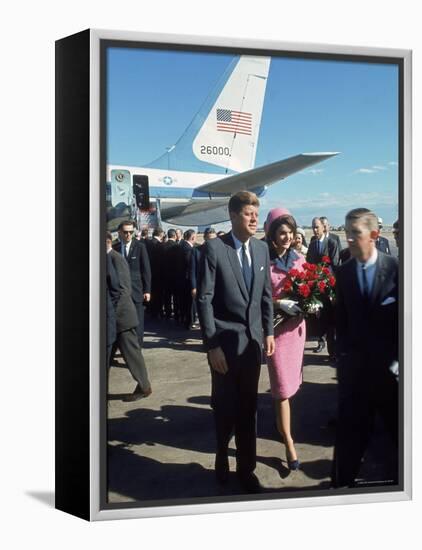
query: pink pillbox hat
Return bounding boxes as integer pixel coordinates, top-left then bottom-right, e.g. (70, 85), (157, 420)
(264, 207), (292, 235)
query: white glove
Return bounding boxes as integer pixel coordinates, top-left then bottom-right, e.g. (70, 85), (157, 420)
(275, 299), (302, 316)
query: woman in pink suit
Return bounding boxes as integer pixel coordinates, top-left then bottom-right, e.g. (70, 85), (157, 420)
(265, 208), (306, 470)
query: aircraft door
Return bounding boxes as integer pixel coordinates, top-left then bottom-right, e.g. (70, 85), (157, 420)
(110, 169), (132, 207)
(133, 175), (150, 210)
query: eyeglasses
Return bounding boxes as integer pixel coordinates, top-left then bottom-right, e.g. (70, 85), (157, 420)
(122, 230), (134, 235)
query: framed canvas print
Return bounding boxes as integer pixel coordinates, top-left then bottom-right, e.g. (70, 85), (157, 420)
(55, 29), (412, 521)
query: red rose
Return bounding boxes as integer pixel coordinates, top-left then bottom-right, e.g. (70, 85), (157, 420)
(328, 276), (336, 287)
(318, 281), (327, 293)
(283, 279), (293, 292)
(322, 267), (330, 275)
(308, 280), (315, 288)
(298, 284), (311, 298)
(321, 256), (331, 264)
(308, 263), (318, 271)
(289, 269), (299, 278)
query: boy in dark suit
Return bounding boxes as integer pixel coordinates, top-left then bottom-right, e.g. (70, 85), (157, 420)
(332, 208), (398, 488)
(197, 191), (275, 493)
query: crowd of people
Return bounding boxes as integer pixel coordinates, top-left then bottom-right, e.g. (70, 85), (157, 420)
(106, 190), (399, 494)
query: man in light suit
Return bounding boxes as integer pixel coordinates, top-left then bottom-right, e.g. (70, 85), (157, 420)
(307, 217), (340, 267)
(320, 216), (342, 253)
(332, 208), (398, 488)
(197, 191), (275, 493)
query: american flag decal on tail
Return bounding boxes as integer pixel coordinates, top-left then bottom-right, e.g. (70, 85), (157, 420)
(216, 109), (252, 136)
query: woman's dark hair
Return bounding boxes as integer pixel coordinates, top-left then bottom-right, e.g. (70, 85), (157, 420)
(267, 214), (297, 260)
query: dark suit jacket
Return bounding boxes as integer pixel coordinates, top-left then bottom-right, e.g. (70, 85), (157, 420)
(306, 235), (340, 269)
(144, 238), (163, 273)
(336, 251), (398, 380)
(106, 252), (119, 346)
(197, 232), (274, 357)
(162, 239), (178, 284)
(109, 249), (139, 332)
(190, 244), (203, 290)
(179, 239), (195, 282)
(113, 239), (151, 304)
(376, 235), (391, 255)
(340, 248), (351, 264)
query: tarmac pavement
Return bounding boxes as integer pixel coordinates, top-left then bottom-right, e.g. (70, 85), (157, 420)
(107, 316), (398, 505)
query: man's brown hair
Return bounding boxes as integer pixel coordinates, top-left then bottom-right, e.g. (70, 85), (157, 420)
(345, 208), (378, 232)
(118, 220), (136, 231)
(228, 191), (260, 214)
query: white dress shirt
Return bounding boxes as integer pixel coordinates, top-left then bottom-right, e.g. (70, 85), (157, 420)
(231, 232), (252, 270)
(120, 241), (131, 257)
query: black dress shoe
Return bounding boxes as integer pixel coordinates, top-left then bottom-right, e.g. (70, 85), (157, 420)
(313, 339), (326, 353)
(237, 472), (262, 494)
(122, 384), (152, 402)
(215, 453), (229, 484)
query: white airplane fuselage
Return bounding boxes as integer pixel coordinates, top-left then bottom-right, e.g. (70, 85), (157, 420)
(107, 164), (237, 201)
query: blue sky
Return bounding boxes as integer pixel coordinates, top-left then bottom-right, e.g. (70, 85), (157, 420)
(107, 47), (399, 226)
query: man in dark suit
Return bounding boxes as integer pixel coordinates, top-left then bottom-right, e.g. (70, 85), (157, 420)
(191, 227), (217, 301)
(393, 219), (399, 248)
(162, 228), (179, 319)
(375, 217), (391, 255)
(113, 220), (151, 346)
(106, 233), (152, 401)
(144, 227), (165, 318)
(197, 191), (275, 493)
(307, 217), (340, 358)
(179, 229), (197, 329)
(106, 249), (119, 368)
(332, 208), (398, 488)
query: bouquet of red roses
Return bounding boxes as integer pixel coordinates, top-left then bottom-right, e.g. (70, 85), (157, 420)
(280, 255), (336, 316)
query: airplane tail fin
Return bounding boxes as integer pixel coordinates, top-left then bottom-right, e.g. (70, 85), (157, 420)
(148, 55), (270, 174)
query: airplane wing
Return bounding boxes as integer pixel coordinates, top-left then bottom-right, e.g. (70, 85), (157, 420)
(160, 152), (339, 225)
(197, 152), (339, 195)
(160, 198), (230, 226)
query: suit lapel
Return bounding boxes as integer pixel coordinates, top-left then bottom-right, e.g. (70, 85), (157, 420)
(128, 239), (136, 260)
(321, 237), (329, 257)
(346, 259), (362, 305)
(223, 232), (249, 302)
(249, 238), (259, 298)
(370, 254), (387, 307)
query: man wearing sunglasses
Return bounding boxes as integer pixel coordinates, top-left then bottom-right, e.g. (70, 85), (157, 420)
(114, 220), (152, 348)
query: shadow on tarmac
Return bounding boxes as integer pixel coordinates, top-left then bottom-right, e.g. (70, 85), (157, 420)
(257, 380), (338, 450)
(108, 403), (216, 454)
